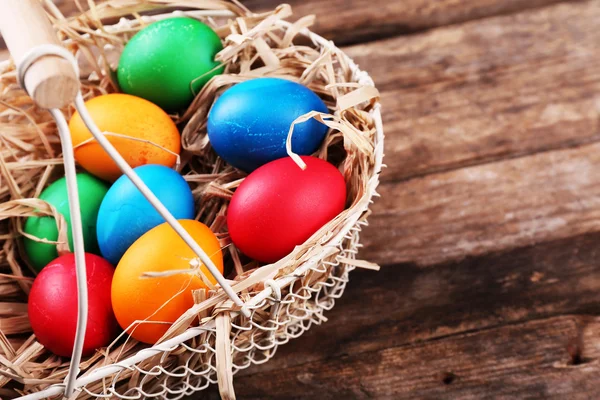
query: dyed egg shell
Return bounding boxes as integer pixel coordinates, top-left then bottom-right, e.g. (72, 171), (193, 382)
(23, 173), (109, 271)
(96, 164), (195, 265)
(112, 220), (223, 344)
(69, 93), (181, 182)
(28, 253), (119, 357)
(118, 17), (224, 112)
(207, 78), (329, 172)
(228, 156), (346, 263)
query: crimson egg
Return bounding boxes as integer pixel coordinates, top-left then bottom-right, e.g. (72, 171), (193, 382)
(227, 156), (346, 263)
(28, 253), (119, 357)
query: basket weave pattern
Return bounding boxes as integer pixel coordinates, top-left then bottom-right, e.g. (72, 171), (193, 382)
(0, 2), (383, 398)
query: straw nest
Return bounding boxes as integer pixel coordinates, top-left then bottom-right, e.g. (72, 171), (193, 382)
(0, 1), (382, 398)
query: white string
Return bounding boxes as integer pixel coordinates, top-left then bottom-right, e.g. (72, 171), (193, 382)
(50, 109), (88, 397)
(264, 279), (281, 301)
(16, 44), (80, 88)
(72, 93), (249, 319)
(16, 44), (85, 398)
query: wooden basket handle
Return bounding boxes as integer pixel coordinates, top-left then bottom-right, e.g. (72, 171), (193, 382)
(0, 0), (79, 108)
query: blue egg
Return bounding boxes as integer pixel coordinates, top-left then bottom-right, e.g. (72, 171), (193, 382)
(207, 77), (329, 172)
(96, 164), (195, 265)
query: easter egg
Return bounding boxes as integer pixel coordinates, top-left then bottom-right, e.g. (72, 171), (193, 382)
(207, 78), (329, 172)
(28, 253), (119, 357)
(69, 93), (181, 182)
(118, 17), (224, 112)
(23, 173), (109, 272)
(228, 156), (346, 263)
(96, 164), (195, 265)
(112, 220), (223, 344)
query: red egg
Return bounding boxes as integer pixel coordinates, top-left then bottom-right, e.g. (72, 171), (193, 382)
(228, 156), (346, 263)
(28, 253), (119, 357)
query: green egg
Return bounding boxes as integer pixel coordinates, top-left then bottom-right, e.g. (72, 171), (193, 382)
(117, 17), (224, 113)
(23, 173), (109, 271)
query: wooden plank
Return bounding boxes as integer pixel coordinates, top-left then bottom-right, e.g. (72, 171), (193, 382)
(344, 0), (600, 181)
(245, 0), (567, 45)
(221, 231), (600, 376)
(361, 141), (600, 267)
(214, 315), (600, 399)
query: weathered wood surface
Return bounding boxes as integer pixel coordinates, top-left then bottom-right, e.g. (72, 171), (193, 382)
(3, 0), (600, 399)
(222, 315), (600, 399)
(229, 231), (600, 373)
(362, 141), (600, 266)
(345, 0), (600, 181)
(352, 0), (600, 267)
(246, 0), (567, 45)
(217, 0), (600, 398)
(200, 232), (600, 398)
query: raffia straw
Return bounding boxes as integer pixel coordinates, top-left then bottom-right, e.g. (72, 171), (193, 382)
(0, 0), (381, 397)
(215, 311), (234, 400)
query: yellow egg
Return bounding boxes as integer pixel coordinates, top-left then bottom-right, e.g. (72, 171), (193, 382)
(69, 93), (180, 181)
(111, 220), (223, 344)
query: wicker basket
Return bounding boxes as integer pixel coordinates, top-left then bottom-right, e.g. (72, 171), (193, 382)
(0, 2), (383, 399)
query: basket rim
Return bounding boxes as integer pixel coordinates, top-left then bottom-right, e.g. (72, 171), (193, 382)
(7, 9), (385, 400)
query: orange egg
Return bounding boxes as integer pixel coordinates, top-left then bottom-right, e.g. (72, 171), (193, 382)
(111, 220), (223, 344)
(69, 93), (180, 181)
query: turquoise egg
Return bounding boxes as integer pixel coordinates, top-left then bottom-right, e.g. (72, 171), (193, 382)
(96, 164), (195, 265)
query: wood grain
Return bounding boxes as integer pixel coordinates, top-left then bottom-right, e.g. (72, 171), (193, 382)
(0, 0), (568, 52)
(345, 0), (600, 181)
(228, 231), (600, 376)
(245, 0), (568, 45)
(362, 141), (600, 267)
(212, 315), (600, 399)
